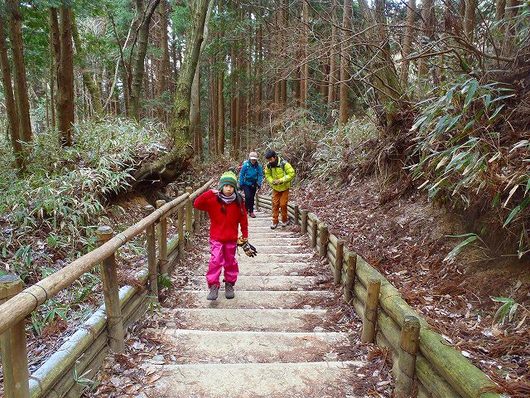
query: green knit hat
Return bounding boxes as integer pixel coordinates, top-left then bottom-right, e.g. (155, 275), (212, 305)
(219, 171), (238, 190)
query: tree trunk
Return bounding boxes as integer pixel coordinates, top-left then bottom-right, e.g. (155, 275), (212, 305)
(501, 0), (520, 57)
(417, 0), (434, 83)
(190, 67), (201, 156)
(159, 0), (171, 103)
(301, 1), (310, 107)
(217, 68), (225, 155)
(130, 0), (161, 120)
(57, 6), (74, 146)
(71, 13), (103, 116)
(496, 0), (506, 20)
(134, 0), (210, 184)
(328, 0), (338, 105)
(254, 14), (263, 125)
(463, 0), (477, 42)
(0, 14), (23, 168)
(400, 0), (416, 86)
(6, 0), (32, 143)
(339, 0), (352, 125)
(209, 59), (217, 156)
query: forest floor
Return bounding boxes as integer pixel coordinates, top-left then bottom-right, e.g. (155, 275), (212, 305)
(290, 175), (530, 396)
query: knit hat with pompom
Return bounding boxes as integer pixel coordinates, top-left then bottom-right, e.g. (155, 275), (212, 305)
(218, 171), (238, 190)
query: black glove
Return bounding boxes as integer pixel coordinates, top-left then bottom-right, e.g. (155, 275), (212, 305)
(242, 241), (258, 257)
(237, 237), (258, 257)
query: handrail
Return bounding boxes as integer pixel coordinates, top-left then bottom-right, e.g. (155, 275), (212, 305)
(0, 178), (214, 336)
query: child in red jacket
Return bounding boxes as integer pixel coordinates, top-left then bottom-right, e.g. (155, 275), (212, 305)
(193, 171), (249, 300)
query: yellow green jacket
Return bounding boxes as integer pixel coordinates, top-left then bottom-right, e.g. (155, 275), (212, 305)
(264, 157), (295, 192)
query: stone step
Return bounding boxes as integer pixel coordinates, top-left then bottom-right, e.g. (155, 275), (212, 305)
(148, 329), (352, 363)
(172, 290), (333, 309)
(250, 237), (305, 244)
(167, 308), (329, 332)
(192, 261), (317, 276)
(201, 253), (315, 263)
(140, 361), (363, 398)
(186, 275), (331, 291)
(243, 245), (308, 254)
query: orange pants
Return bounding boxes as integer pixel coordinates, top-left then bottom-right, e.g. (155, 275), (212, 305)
(272, 189), (289, 223)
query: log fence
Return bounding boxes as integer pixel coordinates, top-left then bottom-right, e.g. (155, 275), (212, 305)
(0, 179), (214, 397)
(256, 193), (500, 398)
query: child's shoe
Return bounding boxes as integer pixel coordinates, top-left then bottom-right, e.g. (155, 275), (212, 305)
(280, 220), (290, 227)
(225, 282), (235, 299)
(270, 222), (278, 229)
(207, 285), (219, 300)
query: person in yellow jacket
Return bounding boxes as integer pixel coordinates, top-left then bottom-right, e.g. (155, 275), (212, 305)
(264, 149), (296, 229)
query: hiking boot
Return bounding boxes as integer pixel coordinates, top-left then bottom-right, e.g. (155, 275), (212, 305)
(207, 285), (219, 300)
(225, 282), (235, 299)
(270, 222), (278, 229)
(249, 212), (256, 218)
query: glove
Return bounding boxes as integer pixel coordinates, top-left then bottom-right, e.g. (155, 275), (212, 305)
(237, 236), (257, 257)
(242, 241), (258, 257)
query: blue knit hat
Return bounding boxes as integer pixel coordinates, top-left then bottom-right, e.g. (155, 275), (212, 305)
(219, 171), (238, 190)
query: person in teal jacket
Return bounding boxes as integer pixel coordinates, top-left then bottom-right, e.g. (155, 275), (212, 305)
(238, 151), (264, 218)
(264, 149), (295, 229)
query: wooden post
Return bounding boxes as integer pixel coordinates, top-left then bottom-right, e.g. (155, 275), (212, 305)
(395, 316), (421, 398)
(294, 204), (300, 225)
(96, 226), (125, 353)
(0, 275), (30, 398)
(156, 200), (168, 275)
(144, 205), (158, 298)
(311, 219), (318, 248)
(334, 239), (344, 285)
(318, 223), (329, 257)
(344, 253), (357, 303)
(301, 209), (308, 234)
(255, 191), (260, 211)
(361, 278), (381, 343)
(177, 205), (185, 258)
(185, 187), (193, 241)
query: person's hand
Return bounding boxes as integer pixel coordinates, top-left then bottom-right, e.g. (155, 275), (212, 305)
(273, 179), (281, 185)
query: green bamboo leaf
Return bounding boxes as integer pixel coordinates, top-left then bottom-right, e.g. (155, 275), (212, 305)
(443, 234), (478, 262)
(464, 79), (479, 108)
(488, 104), (505, 120)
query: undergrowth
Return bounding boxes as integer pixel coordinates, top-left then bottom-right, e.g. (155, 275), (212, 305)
(408, 78), (530, 257)
(0, 118), (167, 285)
(259, 107), (378, 184)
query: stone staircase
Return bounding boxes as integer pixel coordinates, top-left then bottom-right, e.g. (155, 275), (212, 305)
(138, 211), (366, 397)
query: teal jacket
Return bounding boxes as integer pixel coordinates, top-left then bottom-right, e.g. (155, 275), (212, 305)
(264, 157), (295, 192)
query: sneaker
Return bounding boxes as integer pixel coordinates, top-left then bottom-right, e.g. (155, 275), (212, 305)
(207, 285), (219, 300)
(225, 282), (235, 299)
(280, 220), (290, 227)
(249, 212), (256, 218)
(270, 222), (278, 229)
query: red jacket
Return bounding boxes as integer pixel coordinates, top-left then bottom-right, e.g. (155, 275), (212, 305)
(193, 189), (248, 242)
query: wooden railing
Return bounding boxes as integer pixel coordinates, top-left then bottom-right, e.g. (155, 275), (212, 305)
(256, 193), (501, 398)
(0, 179), (214, 398)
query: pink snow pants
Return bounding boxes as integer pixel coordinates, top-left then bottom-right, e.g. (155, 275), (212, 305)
(206, 239), (239, 287)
